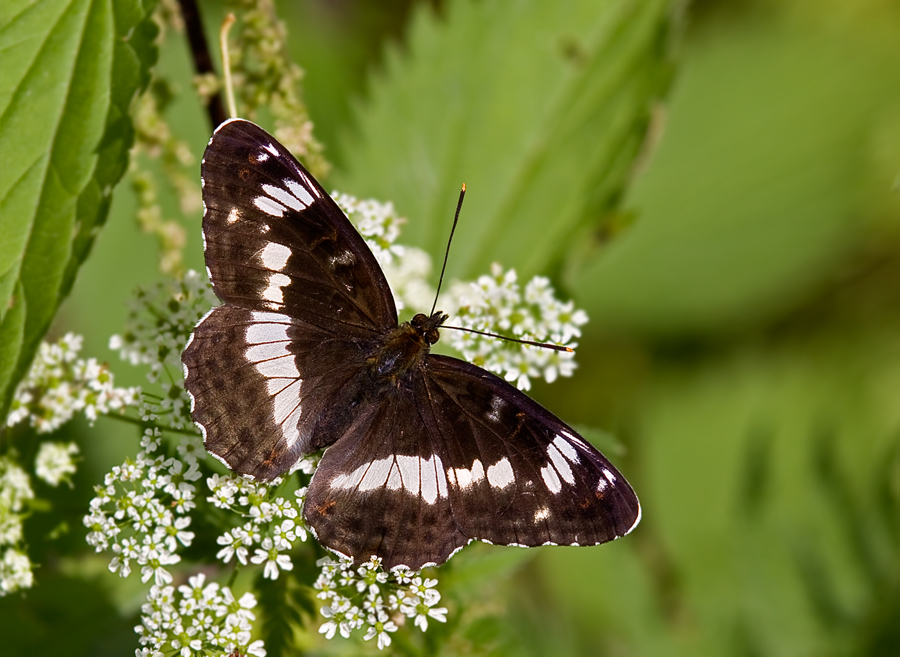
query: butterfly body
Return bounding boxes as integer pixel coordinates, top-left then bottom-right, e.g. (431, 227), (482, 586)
(183, 118), (640, 570)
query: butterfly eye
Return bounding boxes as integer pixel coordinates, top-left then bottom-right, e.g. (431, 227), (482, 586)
(411, 313), (428, 327)
(425, 328), (441, 345)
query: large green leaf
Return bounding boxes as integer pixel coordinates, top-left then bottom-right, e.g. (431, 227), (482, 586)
(0, 0), (158, 418)
(572, 22), (900, 336)
(334, 0), (674, 283)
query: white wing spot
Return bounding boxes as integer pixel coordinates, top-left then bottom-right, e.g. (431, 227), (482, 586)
(396, 455), (420, 495)
(331, 463), (367, 491)
(285, 178), (314, 207)
(262, 183), (308, 212)
(330, 250), (356, 267)
(552, 434), (580, 463)
(560, 429), (591, 452)
(420, 456), (439, 504)
(546, 443), (575, 485)
(247, 315), (290, 340)
(299, 170), (324, 198)
(259, 242), (291, 271)
(386, 460), (402, 490)
(255, 151), (270, 162)
(452, 459), (485, 489)
(227, 207), (241, 224)
(271, 379), (302, 448)
(328, 454), (446, 504)
(264, 142), (279, 157)
(358, 457), (394, 492)
(253, 356), (299, 379)
(244, 318), (302, 448)
(254, 195), (287, 217)
(486, 457), (514, 490)
(262, 272), (291, 304)
(534, 507), (550, 522)
(245, 339), (290, 362)
(602, 468), (617, 484)
(541, 463), (562, 494)
(486, 395), (505, 423)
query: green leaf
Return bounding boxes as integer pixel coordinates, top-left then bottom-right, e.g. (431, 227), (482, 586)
(572, 22), (900, 336)
(334, 0), (674, 283)
(0, 0), (158, 418)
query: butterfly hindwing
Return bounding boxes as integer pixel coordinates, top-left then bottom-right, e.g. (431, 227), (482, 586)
(183, 306), (377, 479)
(199, 118), (397, 335)
(303, 381), (469, 570)
(423, 355), (641, 549)
(303, 354), (640, 570)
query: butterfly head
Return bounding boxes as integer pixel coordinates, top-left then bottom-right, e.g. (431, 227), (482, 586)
(369, 311), (448, 379)
(410, 311), (448, 346)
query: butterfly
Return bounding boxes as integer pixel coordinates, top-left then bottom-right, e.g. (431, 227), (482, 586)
(182, 118), (641, 571)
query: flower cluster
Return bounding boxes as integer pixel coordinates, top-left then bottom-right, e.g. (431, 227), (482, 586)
(207, 471), (311, 580)
(446, 263), (589, 390)
(87, 430), (197, 580)
(314, 556), (447, 650)
(35, 441), (80, 487)
(84, 428), (199, 584)
(6, 333), (141, 433)
(0, 458), (35, 596)
(109, 270), (217, 431)
(135, 573), (265, 657)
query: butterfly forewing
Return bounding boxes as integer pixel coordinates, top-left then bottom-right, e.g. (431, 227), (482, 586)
(199, 119), (397, 334)
(184, 119), (397, 478)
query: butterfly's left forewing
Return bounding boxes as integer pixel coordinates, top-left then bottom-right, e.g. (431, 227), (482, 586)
(183, 119), (398, 479)
(199, 118), (397, 334)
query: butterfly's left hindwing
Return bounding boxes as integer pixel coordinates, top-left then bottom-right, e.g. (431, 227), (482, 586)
(184, 306), (377, 479)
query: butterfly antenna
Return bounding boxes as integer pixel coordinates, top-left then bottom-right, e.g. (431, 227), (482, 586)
(219, 13), (238, 118)
(442, 324), (574, 353)
(430, 184), (466, 316)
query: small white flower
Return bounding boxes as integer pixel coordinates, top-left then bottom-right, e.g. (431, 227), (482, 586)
(0, 548), (34, 595)
(272, 519), (297, 550)
(250, 538), (293, 580)
(363, 607), (398, 650)
(445, 263), (587, 390)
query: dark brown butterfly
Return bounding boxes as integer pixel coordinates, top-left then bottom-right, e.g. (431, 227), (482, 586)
(182, 119), (640, 570)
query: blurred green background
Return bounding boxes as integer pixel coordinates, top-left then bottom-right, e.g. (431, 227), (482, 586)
(3, 0), (899, 655)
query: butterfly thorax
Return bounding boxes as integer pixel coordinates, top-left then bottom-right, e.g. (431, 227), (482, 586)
(368, 311), (447, 381)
